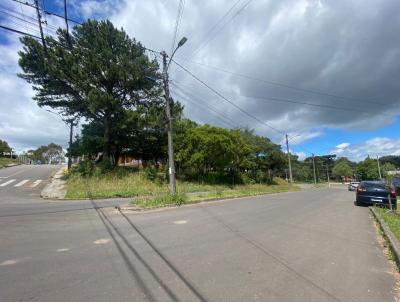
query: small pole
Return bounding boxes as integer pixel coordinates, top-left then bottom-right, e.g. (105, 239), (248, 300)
(312, 153), (317, 184)
(377, 155), (382, 180)
(286, 134), (293, 183)
(326, 161), (330, 187)
(34, 0), (47, 52)
(68, 119), (73, 170)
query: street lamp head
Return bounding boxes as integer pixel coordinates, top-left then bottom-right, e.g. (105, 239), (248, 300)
(177, 37), (188, 48)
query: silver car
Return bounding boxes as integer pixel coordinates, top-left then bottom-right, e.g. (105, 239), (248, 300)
(348, 181), (360, 191)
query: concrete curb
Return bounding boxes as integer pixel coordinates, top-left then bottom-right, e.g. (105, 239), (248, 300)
(41, 167), (67, 199)
(369, 207), (400, 270)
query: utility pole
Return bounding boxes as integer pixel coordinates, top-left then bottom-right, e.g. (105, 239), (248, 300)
(34, 0), (47, 52)
(326, 161), (330, 187)
(162, 51), (176, 194)
(67, 119), (74, 170)
(285, 134), (293, 183)
(377, 155), (382, 179)
(312, 153), (317, 184)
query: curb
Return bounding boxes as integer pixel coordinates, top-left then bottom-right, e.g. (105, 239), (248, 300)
(41, 167), (67, 199)
(369, 207), (400, 270)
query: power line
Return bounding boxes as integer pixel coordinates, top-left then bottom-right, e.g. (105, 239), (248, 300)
(172, 88), (236, 129)
(190, 0), (254, 58)
(10, 0), (82, 24)
(189, 0), (242, 56)
(172, 59), (286, 136)
(0, 23), (43, 39)
(171, 82), (239, 128)
(174, 57), (386, 106)
(170, 0), (185, 55)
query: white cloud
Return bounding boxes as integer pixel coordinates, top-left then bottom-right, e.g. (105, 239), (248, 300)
(330, 137), (400, 162)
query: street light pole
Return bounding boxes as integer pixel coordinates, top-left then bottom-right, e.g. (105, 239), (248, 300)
(161, 36), (187, 194)
(162, 51), (176, 194)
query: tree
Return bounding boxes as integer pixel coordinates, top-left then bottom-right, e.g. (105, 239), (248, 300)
(380, 156), (400, 168)
(332, 160), (353, 180)
(30, 143), (64, 164)
(356, 157), (380, 180)
(381, 162), (396, 180)
(176, 125), (251, 176)
(0, 140), (11, 156)
(18, 20), (161, 163)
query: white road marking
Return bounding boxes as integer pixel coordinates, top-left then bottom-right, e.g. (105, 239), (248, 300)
(0, 259), (18, 266)
(0, 179), (16, 187)
(14, 179), (30, 187)
(173, 220), (188, 225)
(93, 238), (110, 245)
(56, 248), (70, 252)
(0, 176), (8, 179)
(30, 180), (42, 188)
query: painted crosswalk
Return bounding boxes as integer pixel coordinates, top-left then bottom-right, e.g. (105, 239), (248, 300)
(0, 179), (16, 187)
(14, 180), (30, 187)
(0, 178), (43, 188)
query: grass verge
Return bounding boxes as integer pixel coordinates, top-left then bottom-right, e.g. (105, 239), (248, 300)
(65, 171), (300, 206)
(0, 158), (18, 168)
(134, 182), (299, 208)
(374, 206), (400, 242)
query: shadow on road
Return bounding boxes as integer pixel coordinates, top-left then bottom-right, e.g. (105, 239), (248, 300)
(89, 199), (206, 302)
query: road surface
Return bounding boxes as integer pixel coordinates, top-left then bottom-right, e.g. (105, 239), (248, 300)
(0, 165), (397, 301)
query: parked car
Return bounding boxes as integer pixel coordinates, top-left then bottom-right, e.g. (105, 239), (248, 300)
(393, 177), (400, 196)
(348, 181), (360, 191)
(355, 181), (397, 208)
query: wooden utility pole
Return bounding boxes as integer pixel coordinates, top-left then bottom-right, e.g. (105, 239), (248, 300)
(162, 51), (176, 194)
(34, 0), (47, 52)
(286, 134), (293, 183)
(312, 153), (317, 184)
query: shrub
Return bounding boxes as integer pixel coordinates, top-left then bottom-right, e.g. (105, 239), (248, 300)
(144, 166), (157, 181)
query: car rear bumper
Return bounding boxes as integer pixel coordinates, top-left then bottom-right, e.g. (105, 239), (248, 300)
(356, 195), (397, 206)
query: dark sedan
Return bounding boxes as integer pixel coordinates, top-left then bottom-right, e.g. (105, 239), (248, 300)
(356, 181), (397, 208)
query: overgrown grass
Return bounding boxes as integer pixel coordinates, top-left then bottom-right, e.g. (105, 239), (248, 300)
(0, 158), (18, 168)
(65, 169), (300, 204)
(374, 206), (400, 242)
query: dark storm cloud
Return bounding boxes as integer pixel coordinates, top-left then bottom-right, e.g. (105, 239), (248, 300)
(1, 0), (400, 152)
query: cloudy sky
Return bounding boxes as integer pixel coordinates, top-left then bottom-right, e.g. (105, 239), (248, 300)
(0, 0), (399, 161)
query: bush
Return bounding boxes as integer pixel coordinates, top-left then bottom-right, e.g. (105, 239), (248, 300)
(74, 160), (96, 177)
(144, 166), (157, 181)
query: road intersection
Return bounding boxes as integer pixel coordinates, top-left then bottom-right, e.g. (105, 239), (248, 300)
(0, 165), (398, 301)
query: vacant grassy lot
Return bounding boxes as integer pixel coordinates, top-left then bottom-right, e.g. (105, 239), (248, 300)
(65, 170), (300, 205)
(374, 206), (400, 242)
(0, 158), (18, 168)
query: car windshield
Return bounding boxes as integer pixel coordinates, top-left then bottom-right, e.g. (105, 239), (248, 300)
(362, 182), (387, 189)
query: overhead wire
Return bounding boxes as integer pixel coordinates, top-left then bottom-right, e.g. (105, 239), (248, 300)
(190, 0), (254, 58)
(170, 0), (185, 55)
(171, 59), (286, 136)
(173, 57), (386, 106)
(189, 0), (242, 56)
(171, 82), (240, 128)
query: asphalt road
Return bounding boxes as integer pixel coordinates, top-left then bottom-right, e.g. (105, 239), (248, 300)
(0, 165), (397, 301)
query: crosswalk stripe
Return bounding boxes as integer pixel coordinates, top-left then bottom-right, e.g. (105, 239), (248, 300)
(30, 180), (42, 188)
(14, 179), (30, 187)
(0, 179), (16, 187)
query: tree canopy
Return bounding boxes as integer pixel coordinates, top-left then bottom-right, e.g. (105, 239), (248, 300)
(18, 19), (161, 163)
(0, 139), (12, 156)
